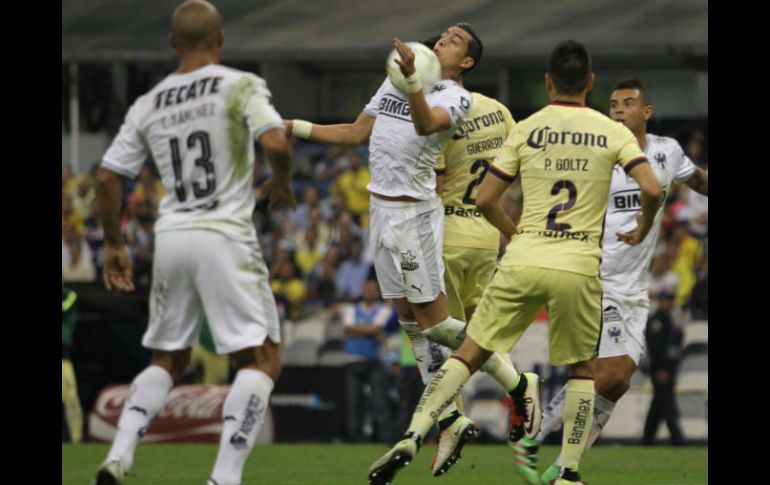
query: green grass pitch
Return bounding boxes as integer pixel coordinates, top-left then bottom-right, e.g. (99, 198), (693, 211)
(63, 443), (707, 484)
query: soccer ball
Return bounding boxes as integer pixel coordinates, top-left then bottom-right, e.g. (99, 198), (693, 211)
(386, 42), (442, 94)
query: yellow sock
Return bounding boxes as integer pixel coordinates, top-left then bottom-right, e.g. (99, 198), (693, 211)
(561, 378), (594, 472)
(62, 359), (83, 443)
(407, 358), (471, 440)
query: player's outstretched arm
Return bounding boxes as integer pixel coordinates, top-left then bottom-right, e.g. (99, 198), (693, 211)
(685, 166), (708, 196)
(95, 167), (134, 292)
(284, 111), (375, 147)
(259, 127), (297, 211)
(617, 161), (663, 245)
(476, 170), (517, 238)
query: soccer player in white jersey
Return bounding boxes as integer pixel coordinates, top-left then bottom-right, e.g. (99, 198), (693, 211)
(92, 2), (296, 484)
(512, 77), (708, 485)
(285, 24), (523, 483)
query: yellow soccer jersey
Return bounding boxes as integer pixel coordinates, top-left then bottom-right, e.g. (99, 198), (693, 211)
(492, 101), (647, 276)
(437, 92), (516, 250)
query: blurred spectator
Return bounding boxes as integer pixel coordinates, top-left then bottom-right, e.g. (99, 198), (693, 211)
(643, 289), (685, 446)
(293, 207), (332, 254)
(125, 200), (156, 290)
(308, 246), (342, 308)
(687, 258), (708, 320)
(288, 185), (333, 231)
(669, 220), (703, 306)
(648, 253), (679, 314)
(332, 150), (371, 228)
(342, 279), (393, 443)
(132, 164), (165, 212)
(62, 235), (96, 282)
(83, 199), (105, 277)
(685, 130), (707, 168)
(62, 194), (85, 236)
(62, 164), (76, 193)
(335, 236), (372, 302)
(70, 177), (96, 221)
(270, 260), (307, 321)
(314, 146), (349, 187)
(295, 226), (325, 276)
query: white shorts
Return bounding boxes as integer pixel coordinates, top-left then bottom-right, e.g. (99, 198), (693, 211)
(597, 290), (649, 363)
(143, 230), (280, 354)
(368, 196), (445, 303)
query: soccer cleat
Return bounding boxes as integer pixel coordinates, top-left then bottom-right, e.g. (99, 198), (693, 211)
(540, 464), (561, 485)
(368, 433), (420, 485)
(548, 466), (584, 485)
(94, 459), (127, 485)
(507, 372), (542, 443)
(431, 413), (479, 477)
(510, 437), (541, 485)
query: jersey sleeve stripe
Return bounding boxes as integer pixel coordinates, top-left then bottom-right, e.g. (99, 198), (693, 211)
(490, 164), (516, 182)
(101, 160), (139, 179)
(623, 157), (649, 174)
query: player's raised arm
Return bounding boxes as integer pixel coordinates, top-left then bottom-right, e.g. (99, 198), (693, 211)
(95, 167), (135, 292)
(685, 166), (708, 196)
(393, 38), (452, 136)
(284, 110), (375, 147)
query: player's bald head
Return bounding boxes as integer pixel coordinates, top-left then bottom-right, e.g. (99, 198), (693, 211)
(170, 0), (223, 51)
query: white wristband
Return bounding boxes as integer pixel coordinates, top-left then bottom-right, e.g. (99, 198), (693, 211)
(404, 71), (422, 94)
(292, 119), (313, 139)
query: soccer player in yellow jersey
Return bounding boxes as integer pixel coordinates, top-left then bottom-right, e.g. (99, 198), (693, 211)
(436, 91), (515, 322)
(426, 91), (521, 476)
(369, 40), (662, 485)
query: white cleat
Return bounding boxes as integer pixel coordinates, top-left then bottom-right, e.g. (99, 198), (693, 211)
(431, 415), (479, 477)
(94, 458), (127, 485)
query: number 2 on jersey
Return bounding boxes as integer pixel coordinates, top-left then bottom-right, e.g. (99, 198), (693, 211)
(169, 131), (217, 202)
(546, 180), (577, 231)
(462, 159), (490, 205)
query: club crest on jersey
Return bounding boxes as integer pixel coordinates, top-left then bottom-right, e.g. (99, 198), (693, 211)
(654, 152), (666, 169)
(608, 326), (622, 343)
(400, 250), (420, 271)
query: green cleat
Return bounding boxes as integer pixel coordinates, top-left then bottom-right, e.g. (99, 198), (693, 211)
(540, 463), (561, 485)
(510, 437), (541, 485)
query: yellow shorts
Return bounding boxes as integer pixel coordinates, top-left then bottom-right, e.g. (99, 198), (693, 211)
(443, 245), (498, 322)
(466, 265), (602, 365)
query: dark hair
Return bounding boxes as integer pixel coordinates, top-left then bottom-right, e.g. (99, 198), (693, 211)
(613, 78), (651, 105)
(456, 23), (483, 73)
(547, 40), (592, 95)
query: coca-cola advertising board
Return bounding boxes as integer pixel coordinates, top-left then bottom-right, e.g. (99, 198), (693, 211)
(89, 384), (274, 443)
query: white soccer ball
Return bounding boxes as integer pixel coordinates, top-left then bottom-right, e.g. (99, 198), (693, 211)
(386, 42), (442, 94)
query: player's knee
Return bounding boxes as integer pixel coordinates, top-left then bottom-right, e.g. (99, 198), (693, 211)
(596, 367), (630, 400)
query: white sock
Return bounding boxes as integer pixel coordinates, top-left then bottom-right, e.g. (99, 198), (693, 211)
(536, 383), (568, 442)
(400, 320), (458, 420)
(210, 369), (274, 485)
(551, 391), (614, 467)
(423, 317), (519, 390)
(106, 365), (173, 471)
(585, 393), (616, 449)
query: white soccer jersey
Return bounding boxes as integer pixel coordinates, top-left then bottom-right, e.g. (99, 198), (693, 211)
(102, 64), (284, 242)
(601, 133), (696, 295)
(363, 78), (472, 200)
